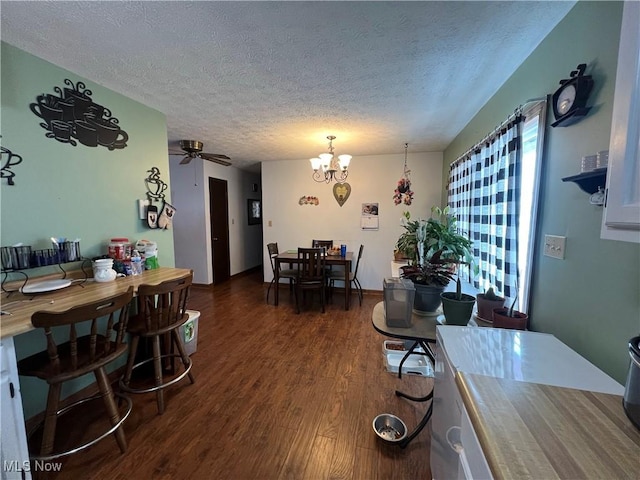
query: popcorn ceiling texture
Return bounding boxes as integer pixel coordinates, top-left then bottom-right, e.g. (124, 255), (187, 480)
(1, 1), (575, 171)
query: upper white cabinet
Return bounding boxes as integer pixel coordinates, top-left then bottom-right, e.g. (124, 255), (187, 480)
(601, 1), (640, 243)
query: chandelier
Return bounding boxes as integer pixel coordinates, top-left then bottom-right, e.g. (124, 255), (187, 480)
(310, 135), (352, 184)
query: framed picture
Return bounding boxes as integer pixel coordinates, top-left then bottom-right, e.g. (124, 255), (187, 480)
(248, 199), (262, 225)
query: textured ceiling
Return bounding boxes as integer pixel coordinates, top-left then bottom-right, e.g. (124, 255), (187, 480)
(1, 1), (576, 172)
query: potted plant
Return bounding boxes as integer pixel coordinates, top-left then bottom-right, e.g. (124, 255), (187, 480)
(397, 207), (473, 315)
(440, 276), (476, 326)
(476, 287), (505, 322)
(492, 283), (528, 330)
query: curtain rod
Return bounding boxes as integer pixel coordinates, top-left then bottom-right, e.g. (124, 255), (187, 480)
(451, 97), (546, 166)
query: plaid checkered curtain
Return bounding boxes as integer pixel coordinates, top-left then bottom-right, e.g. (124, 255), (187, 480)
(448, 116), (523, 308)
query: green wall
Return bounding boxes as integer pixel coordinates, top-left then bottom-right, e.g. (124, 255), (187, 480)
(444, 1), (639, 383)
(1, 43), (174, 417)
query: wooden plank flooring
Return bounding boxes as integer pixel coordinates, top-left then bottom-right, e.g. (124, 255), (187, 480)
(34, 271), (433, 479)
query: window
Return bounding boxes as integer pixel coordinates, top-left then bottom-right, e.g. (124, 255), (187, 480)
(448, 101), (546, 313)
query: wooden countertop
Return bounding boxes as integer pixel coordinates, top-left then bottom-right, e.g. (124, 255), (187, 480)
(1, 267), (192, 339)
(456, 372), (640, 480)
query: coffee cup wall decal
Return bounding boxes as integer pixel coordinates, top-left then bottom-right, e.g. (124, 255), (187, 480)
(30, 78), (129, 150)
(0, 141), (23, 186)
(143, 167), (174, 230)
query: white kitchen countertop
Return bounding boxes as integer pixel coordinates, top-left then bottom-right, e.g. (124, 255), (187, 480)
(436, 326), (624, 395)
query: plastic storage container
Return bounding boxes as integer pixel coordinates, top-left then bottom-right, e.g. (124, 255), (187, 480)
(179, 310), (200, 356)
(383, 278), (415, 328)
(384, 352), (434, 377)
(108, 237), (130, 260)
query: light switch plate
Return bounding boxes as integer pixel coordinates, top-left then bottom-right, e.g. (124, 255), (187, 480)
(544, 234), (566, 259)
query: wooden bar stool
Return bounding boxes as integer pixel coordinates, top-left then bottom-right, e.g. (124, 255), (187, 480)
(17, 287), (135, 461)
(119, 271), (195, 414)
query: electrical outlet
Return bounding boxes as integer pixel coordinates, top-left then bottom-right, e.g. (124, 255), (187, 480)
(544, 234), (566, 259)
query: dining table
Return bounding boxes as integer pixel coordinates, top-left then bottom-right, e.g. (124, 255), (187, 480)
(274, 251), (353, 311)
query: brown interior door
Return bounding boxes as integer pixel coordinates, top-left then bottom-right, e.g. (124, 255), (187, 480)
(209, 177), (230, 284)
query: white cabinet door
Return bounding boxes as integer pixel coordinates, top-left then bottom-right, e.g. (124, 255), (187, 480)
(602, 1), (640, 242)
(1, 337), (32, 480)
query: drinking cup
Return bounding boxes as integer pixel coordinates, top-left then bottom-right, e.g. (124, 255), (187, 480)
(340, 244), (347, 257)
(1, 247), (13, 270)
(13, 246), (32, 269)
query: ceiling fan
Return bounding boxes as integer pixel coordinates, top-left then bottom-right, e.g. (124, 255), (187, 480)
(170, 140), (231, 166)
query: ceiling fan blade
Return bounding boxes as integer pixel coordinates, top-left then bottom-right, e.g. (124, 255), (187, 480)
(179, 155), (192, 165)
(200, 152), (231, 161)
(201, 156), (232, 167)
(168, 150), (184, 155)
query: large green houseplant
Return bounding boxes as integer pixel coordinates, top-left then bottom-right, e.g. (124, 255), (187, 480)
(397, 206), (473, 315)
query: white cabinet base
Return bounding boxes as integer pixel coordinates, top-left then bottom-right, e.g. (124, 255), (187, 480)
(1, 337), (32, 480)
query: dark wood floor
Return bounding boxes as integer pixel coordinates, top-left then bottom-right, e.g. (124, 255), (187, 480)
(38, 271), (433, 479)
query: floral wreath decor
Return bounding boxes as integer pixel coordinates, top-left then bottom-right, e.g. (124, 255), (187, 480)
(393, 143), (414, 205)
(299, 195), (319, 206)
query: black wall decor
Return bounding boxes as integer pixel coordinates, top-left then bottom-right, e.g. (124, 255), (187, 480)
(29, 78), (129, 150)
(0, 142), (23, 185)
(144, 167), (175, 230)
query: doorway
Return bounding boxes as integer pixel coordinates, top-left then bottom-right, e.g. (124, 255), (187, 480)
(208, 177), (230, 284)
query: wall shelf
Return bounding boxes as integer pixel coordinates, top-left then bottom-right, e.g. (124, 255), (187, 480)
(562, 168), (607, 194)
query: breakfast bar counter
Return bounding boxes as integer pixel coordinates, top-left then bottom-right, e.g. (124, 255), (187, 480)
(1, 267), (192, 338)
(0, 267), (192, 479)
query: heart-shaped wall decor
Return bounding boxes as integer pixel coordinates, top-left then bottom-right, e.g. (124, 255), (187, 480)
(333, 182), (351, 207)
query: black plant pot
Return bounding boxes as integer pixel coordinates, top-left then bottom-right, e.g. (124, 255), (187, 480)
(440, 292), (475, 326)
(413, 283), (446, 315)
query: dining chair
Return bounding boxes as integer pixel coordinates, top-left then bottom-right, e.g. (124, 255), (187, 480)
(293, 247), (326, 314)
(312, 239), (335, 275)
(17, 287), (135, 460)
(120, 271), (195, 415)
(312, 239), (333, 250)
(329, 244), (364, 306)
(266, 242), (297, 304)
